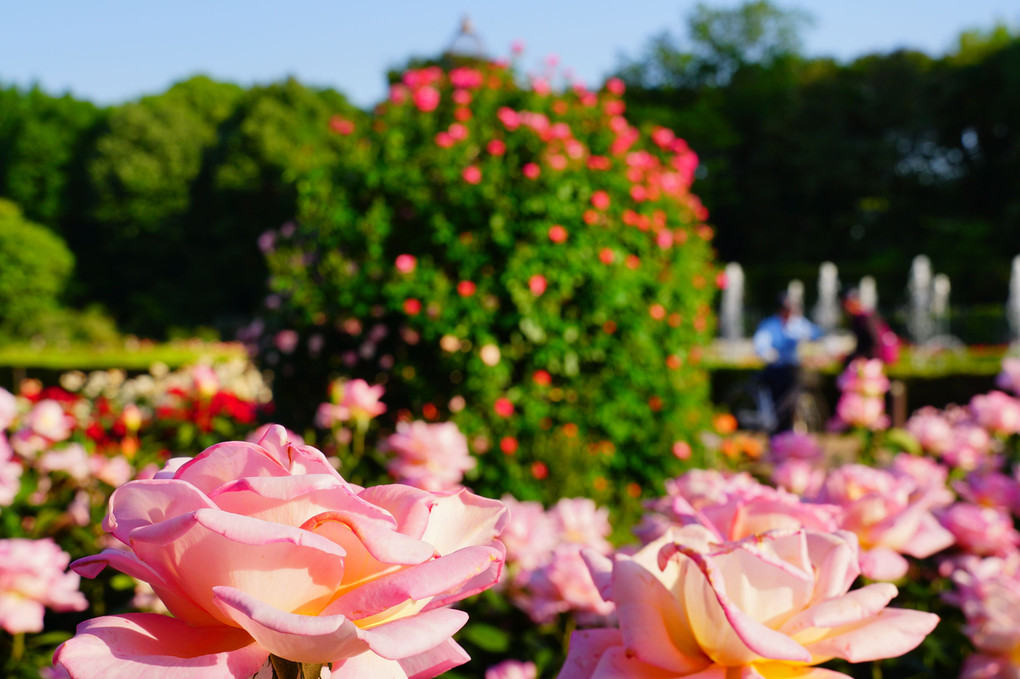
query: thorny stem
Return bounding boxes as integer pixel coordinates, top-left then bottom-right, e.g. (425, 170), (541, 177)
(269, 654), (326, 679)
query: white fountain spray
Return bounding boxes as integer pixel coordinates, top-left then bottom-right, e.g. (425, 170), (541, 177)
(720, 262), (745, 343)
(812, 262), (840, 333)
(932, 273), (951, 339)
(907, 255), (934, 345)
(859, 276), (877, 313)
(1008, 255), (1020, 349)
(787, 279), (805, 315)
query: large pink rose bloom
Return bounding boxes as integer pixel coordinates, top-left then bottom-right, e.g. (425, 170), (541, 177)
(54, 425), (508, 678)
(819, 464), (954, 580)
(560, 526), (938, 678)
(0, 538), (88, 633)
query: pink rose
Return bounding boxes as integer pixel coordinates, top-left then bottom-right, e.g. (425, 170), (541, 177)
(561, 526), (938, 678)
(384, 420), (475, 492)
(944, 422), (996, 470)
(487, 659), (537, 679)
(835, 392), (889, 430)
(948, 552), (1020, 678)
(528, 274), (547, 296)
(501, 497), (615, 624)
(639, 474), (839, 545)
(890, 453), (950, 495)
(246, 423), (305, 447)
(514, 545), (614, 624)
(663, 469), (759, 509)
(340, 379), (386, 424)
(0, 387), (16, 430)
(549, 498), (612, 554)
(54, 426), (508, 678)
(771, 459), (825, 497)
(38, 443), (91, 482)
(0, 538), (87, 633)
(91, 455), (134, 488)
(970, 391), (1020, 436)
(768, 431), (822, 464)
(996, 357), (1020, 395)
(938, 503), (1020, 556)
(837, 358), (890, 396)
(413, 85), (440, 112)
(905, 407), (955, 454)
(955, 470), (1020, 511)
(0, 446), (21, 507)
(25, 399), (74, 442)
(820, 464), (955, 580)
(192, 364), (219, 399)
(395, 253), (417, 274)
(314, 402), (349, 429)
(499, 495), (558, 571)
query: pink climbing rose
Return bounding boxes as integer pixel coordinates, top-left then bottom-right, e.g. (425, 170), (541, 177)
(53, 425), (508, 678)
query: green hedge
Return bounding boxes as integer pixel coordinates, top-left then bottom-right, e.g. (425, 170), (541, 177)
(0, 199), (74, 336)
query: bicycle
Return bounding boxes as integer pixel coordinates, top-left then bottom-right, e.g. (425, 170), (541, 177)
(723, 369), (828, 434)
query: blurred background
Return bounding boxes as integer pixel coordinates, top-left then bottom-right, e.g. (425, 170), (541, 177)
(2, 0), (1019, 346)
(3, 4), (1020, 677)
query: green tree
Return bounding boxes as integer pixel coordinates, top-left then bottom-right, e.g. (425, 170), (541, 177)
(188, 78), (360, 330)
(0, 85), (103, 228)
(78, 76), (243, 333)
(617, 0), (812, 88)
(0, 199), (75, 336)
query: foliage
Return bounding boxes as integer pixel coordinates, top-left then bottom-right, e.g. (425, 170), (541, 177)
(0, 200), (75, 338)
(1, 6), (1019, 339)
(616, 0), (812, 88)
(619, 1), (1020, 314)
(254, 61), (718, 510)
(0, 84), (103, 229)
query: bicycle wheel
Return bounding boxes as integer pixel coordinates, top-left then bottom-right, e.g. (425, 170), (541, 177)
(723, 380), (776, 432)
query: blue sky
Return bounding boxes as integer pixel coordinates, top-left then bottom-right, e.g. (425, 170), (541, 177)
(3, 1), (1018, 108)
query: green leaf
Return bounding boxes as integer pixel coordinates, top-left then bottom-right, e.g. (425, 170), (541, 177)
(460, 622), (510, 653)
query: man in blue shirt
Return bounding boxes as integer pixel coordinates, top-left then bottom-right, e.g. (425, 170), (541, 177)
(752, 293), (823, 431)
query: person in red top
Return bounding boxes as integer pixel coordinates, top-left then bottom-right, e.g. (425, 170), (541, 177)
(840, 287), (888, 366)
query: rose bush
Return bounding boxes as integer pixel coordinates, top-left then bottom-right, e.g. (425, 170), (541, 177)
(53, 425), (508, 678)
(253, 56), (718, 512)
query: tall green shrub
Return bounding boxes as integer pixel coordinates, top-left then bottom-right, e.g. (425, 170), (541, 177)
(0, 199), (74, 335)
(256, 61), (718, 507)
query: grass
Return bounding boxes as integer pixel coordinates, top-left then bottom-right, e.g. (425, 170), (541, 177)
(704, 339), (1011, 378)
(0, 338), (247, 371)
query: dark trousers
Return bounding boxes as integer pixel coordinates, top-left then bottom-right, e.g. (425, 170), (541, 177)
(762, 364), (798, 432)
